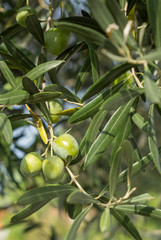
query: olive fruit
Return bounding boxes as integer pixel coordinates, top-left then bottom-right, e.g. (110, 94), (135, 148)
(53, 134), (79, 163)
(20, 152), (42, 177)
(44, 28), (70, 55)
(42, 156), (64, 183)
(48, 99), (63, 124)
(16, 6), (37, 27)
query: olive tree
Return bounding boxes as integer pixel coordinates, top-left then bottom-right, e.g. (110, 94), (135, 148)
(1, 0), (161, 239)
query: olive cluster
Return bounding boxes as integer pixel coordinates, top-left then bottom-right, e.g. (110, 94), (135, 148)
(20, 133), (79, 183)
(20, 97), (78, 184)
(16, 7), (70, 56)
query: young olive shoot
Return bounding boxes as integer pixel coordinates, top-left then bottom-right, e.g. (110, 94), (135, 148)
(44, 28), (70, 55)
(53, 134), (79, 163)
(42, 156), (64, 183)
(16, 6), (37, 27)
(20, 152), (42, 177)
(48, 99), (63, 124)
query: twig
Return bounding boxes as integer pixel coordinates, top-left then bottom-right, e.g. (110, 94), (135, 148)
(66, 166), (87, 195)
(48, 124), (54, 156)
(132, 67), (144, 88)
(49, 0), (55, 25)
(116, 187), (136, 204)
(63, 99), (84, 107)
(41, 142), (50, 157)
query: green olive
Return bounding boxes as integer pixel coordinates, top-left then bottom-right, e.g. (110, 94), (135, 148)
(53, 134), (79, 163)
(44, 27), (70, 55)
(48, 99), (63, 124)
(16, 6), (37, 27)
(42, 156), (64, 183)
(20, 152), (42, 177)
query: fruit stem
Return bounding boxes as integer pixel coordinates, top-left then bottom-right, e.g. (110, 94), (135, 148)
(131, 67), (144, 88)
(48, 123), (54, 156)
(49, 0), (55, 25)
(41, 142), (50, 158)
(66, 166), (87, 195)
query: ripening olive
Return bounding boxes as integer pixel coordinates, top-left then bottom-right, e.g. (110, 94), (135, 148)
(44, 27), (70, 55)
(53, 134), (79, 163)
(48, 99), (63, 124)
(42, 156), (64, 183)
(20, 152), (42, 177)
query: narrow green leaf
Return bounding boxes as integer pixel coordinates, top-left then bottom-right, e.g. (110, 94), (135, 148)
(57, 41), (87, 72)
(105, 0), (137, 48)
(0, 90), (29, 105)
(0, 113), (13, 145)
(82, 63), (134, 101)
(110, 209), (142, 240)
(146, 0), (161, 48)
(67, 191), (98, 205)
(138, 48), (161, 61)
(130, 107), (148, 132)
(57, 16), (103, 34)
(69, 80), (124, 124)
(87, 41), (100, 83)
(122, 139), (134, 191)
(100, 88), (144, 110)
(100, 208), (110, 232)
(85, 110), (108, 154)
(66, 203), (82, 220)
(117, 153), (152, 187)
(11, 198), (52, 223)
(112, 204), (161, 220)
(129, 137), (142, 163)
(44, 84), (81, 103)
(110, 117), (132, 165)
(22, 77), (53, 123)
(0, 50), (16, 67)
(75, 55), (91, 94)
(14, 60), (64, 90)
(17, 185), (77, 205)
(57, 107), (81, 117)
(0, 61), (16, 88)
(0, 23), (23, 44)
(2, 37), (35, 70)
(65, 205), (92, 240)
(38, 103), (52, 124)
(84, 100), (134, 169)
(87, 0), (124, 48)
(26, 15), (44, 45)
(9, 113), (31, 121)
(109, 147), (123, 198)
(54, 20), (118, 54)
(96, 146), (157, 198)
(148, 104), (161, 173)
(26, 61), (64, 82)
(37, 53), (49, 87)
(20, 91), (62, 105)
(22, 77), (39, 94)
(123, 193), (153, 204)
(144, 68), (160, 104)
